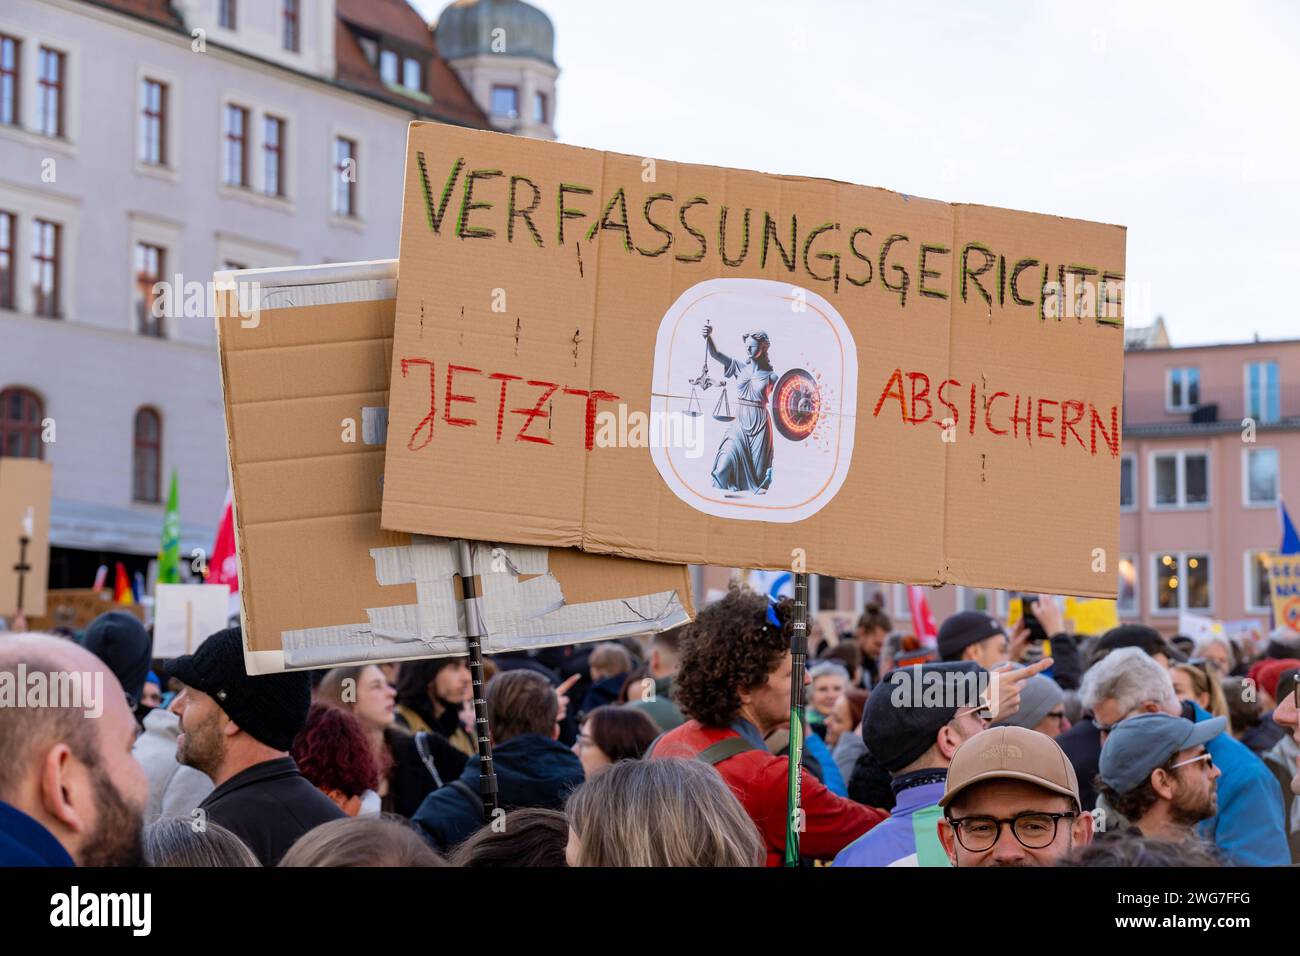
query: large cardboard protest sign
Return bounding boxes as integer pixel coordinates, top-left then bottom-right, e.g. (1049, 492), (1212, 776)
(382, 124), (1127, 597)
(1268, 554), (1300, 633)
(215, 261), (692, 675)
(0, 458), (52, 618)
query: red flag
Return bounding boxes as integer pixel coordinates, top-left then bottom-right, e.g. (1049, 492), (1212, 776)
(209, 490), (238, 594)
(907, 585), (938, 646)
(113, 563), (134, 605)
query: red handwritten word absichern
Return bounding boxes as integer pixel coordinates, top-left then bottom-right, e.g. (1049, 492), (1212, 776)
(399, 357), (620, 451)
(872, 368), (1119, 457)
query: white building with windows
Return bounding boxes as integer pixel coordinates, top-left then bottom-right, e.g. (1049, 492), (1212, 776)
(0, 0), (557, 587)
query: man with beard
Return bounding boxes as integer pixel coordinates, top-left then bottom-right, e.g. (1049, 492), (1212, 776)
(1083, 646), (1288, 866)
(0, 633), (148, 866)
(168, 626), (343, 865)
(936, 725), (1094, 866)
(1096, 712), (1224, 850)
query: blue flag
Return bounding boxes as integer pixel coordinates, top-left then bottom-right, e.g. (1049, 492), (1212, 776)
(1282, 500), (1300, 555)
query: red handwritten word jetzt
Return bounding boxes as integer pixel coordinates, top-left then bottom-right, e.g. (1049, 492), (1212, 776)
(399, 357), (619, 451)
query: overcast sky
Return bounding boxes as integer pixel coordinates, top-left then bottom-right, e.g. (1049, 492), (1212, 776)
(413, 0), (1298, 346)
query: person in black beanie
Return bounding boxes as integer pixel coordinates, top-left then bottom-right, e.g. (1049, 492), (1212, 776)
(835, 661), (990, 867)
(167, 626), (344, 866)
(81, 611), (153, 721)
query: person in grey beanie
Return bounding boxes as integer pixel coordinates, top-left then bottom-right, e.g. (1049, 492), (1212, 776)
(994, 673), (1068, 738)
(166, 626), (344, 865)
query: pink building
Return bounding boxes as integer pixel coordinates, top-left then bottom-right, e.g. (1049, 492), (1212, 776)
(696, 319), (1300, 640)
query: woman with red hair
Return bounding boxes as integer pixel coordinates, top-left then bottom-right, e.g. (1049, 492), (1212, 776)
(291, 702), (381, 817)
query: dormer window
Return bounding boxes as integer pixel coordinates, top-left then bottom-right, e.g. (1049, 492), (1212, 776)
(402, 57), (422, 92)
(380, 49), (399, 85)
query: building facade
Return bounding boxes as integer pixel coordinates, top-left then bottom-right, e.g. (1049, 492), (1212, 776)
(698, 328), (1300, 639)
(0, 0), (556, 587)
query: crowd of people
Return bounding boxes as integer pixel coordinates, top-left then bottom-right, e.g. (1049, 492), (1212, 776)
(1, 585), (1298, 868)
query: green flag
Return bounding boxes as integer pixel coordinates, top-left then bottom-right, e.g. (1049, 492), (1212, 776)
(158, 469), (181, 585)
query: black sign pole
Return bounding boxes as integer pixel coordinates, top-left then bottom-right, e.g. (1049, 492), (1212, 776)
(13, 535), (30, 625)
(784, 570), (810, 865)
(456, 539), (499, 822)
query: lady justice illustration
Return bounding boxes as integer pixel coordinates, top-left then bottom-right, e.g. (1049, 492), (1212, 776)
(701, 324), (779, 494)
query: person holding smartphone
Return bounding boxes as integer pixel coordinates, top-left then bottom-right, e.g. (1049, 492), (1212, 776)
(1011, 595), (1084, 691)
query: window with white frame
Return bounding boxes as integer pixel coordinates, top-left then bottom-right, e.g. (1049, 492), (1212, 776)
(1117, 554), (1138, 615)
(282, 0), (300, 53)
(1120, 454), (1136, 510)
(0, 35), (19, 127)
(31, 218), (61, 318)
(402, 57), (422, 92)
(1246, 361), (1280, 424)
(1243, 447), (1279, 506)
(139, 78), (167, 166)
(490, 85), (519, 118)
(223, 104), (249, 187)
(263, 115), (286, 197)
(380, 50), (399, 85)
(1245, 550), (1275, 613)
(37, 47), (65, 138)
(134, 242), (166, 337)
(333, 137), (357, 217)
(1153, 552), (1211, 613)
(1166, 366), (1200, 412)
(1151, 451), (1208, 508)
(0, 209), (13, 311)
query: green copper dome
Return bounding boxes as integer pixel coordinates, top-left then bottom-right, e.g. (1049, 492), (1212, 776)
(435, 0), (556, 66)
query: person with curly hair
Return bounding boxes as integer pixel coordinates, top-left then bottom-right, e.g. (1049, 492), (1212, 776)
(648, 586), (887, 865)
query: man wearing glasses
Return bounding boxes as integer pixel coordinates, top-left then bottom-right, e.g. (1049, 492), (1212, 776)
(833, 661), (992, 867)
(936, 725), (1093, 866)
(1094, 712), (1224, 848)
(1082, 646), (1288, 866)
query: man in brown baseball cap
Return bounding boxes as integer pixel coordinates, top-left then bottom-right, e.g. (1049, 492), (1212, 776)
(936, 726), (1094, 866)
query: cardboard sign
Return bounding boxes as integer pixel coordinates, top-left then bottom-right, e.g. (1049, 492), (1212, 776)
(24, 588), (143, 633)
(153, 584), (232, 657)
(215, 260), (693, 674)
(1267, 553), (1300, 633)
(0, 458), (52, 618)
(382, 124), (1126, 597)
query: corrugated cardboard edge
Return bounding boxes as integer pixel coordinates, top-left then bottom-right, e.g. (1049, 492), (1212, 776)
(215, 260), (403, 676)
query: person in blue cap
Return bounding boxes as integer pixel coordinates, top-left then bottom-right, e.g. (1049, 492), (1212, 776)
(1096, 712), (1224, 850)
(1083, 645), (1288, 866)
